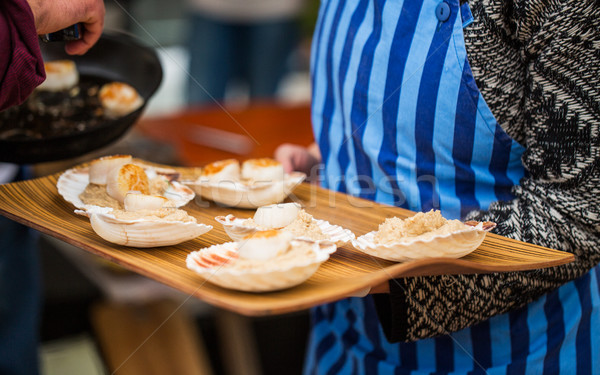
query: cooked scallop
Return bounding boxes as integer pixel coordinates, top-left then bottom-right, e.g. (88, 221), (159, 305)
(352, 214), (497, 261)
(198, 159), (240, 184)
(253, 202), (302, 229)
(88, 154), (133, 185)
(186, 238), (336, 292)
(37, 60), (79, 92)
(216, 209), (355, 245)
(99, 81), (144, 119)
(124, 192), (170, 212)
(187, 170), (307, 208)
(241, 158), (284, 183)
(237, 230), (294, 261)
(106, 163), (150, 203)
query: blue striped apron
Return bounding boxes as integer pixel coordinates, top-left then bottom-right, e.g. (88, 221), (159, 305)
(306, 0), (600, 373)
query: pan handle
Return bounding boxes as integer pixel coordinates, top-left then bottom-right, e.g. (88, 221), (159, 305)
(40, 24), (82, 42)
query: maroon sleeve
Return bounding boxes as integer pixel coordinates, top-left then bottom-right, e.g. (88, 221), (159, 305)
(0, 0), (45, 111)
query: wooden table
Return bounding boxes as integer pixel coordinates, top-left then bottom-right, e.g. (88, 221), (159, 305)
(136, 102), (315, 166)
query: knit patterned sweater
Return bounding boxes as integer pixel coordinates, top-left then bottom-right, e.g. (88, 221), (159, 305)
(374, 0), (600, 342)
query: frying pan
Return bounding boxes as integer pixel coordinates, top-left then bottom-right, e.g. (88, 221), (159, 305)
(0, 30), (163, 164)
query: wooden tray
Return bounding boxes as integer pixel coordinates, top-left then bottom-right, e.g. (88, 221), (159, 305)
(0, 167), (574, 316)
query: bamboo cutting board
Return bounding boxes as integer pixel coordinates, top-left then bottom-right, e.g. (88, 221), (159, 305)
(0, 167), (574, 316)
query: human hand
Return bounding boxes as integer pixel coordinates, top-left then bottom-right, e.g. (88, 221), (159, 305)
(274, 142), (322, 176)
(347, 282), (390, 297)
(26, 0), (105, 55)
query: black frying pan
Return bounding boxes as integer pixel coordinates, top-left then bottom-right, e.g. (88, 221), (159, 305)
(0, 29), (163, 164)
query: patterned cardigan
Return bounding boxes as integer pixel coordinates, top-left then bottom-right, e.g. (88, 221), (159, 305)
(374, 0), (600, 342)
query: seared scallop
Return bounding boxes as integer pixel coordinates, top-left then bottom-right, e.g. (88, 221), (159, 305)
(88, 154), (133, 185)
(241, 158), (284, 183)
(37, 60), (79, 92)
(106, 163), (150, 203)
(198, 159), (240, 184)
(99, 82), (144, 118)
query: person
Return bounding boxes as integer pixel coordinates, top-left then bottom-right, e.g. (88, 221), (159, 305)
(0, 0), (105, 111)
(0, 1), (105, 373)
(275, 0), (600, 372)
(184, 0), (304, 105)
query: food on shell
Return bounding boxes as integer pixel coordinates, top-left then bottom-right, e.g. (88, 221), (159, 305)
(89, 154), (133, 185)
(198, 159), (240, 184)
(351, 210), (496, 261)
(198, 158), (285, 185)
(216, 205), (355, 245)
(252, 203), (302, 229)
(236, 230), (294, 261)
(186, 158), (306, 208)
(106, 163), (150, 203)
(57, 157), (196, 212)
(82, 205), (212, 248)
(186, 235), (336, 292)
(241, 158), (285, 183)
(123, 192), (171, 212)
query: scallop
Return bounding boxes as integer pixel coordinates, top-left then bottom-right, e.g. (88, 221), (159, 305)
(215, 209), (355, 246)
(186, 171), (306, 208)
(237, 230), (294, 261)
(99, 81), (144, 118)
(82, 205), (212, 248)
(57, 164), (195, 212)
(89, 154), (132, 185)
(198, 159), (240, 184)
(240, 158), (285, 183)
(351, 220), (496, 262)
(186, 238), (336, 292)
(253, 203), (301, 228)
(184, 158), (305, 208)
(37, 60), (79, 92)
(124, 192), (171, 212)
(106, 163), (150, 203)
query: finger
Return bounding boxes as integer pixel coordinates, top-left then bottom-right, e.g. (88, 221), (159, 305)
(291, 152), (309, 174)
(64, 40), (88, 55)
(64, 16), (104, 55)
(63, 29), (99, 55)
(274, 145), (294, 173)
(279, 155), (294, 173)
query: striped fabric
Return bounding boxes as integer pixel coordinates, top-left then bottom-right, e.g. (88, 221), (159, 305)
(311, 0), (525, 220)
(306, 0), (600, 373)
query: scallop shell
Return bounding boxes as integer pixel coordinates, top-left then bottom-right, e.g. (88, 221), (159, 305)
(184, 172), (306, 208)
(186, 240), (335, 292)
(78, 206), (212, 248)
(351, 221), (496, 262)
(57, 166), (195, 211)
(215, 214), (355, 246)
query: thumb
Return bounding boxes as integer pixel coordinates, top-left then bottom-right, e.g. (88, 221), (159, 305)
(279, 157), (294, 173)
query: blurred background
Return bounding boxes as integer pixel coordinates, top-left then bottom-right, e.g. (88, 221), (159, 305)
(34, 0), (320, 374)
(116, 0), (316, 115)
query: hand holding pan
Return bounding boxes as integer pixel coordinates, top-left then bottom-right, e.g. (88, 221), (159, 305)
(0, 30), (163, 164)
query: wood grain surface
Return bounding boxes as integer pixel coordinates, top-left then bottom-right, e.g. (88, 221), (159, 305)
(0, 166), (574, 316)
